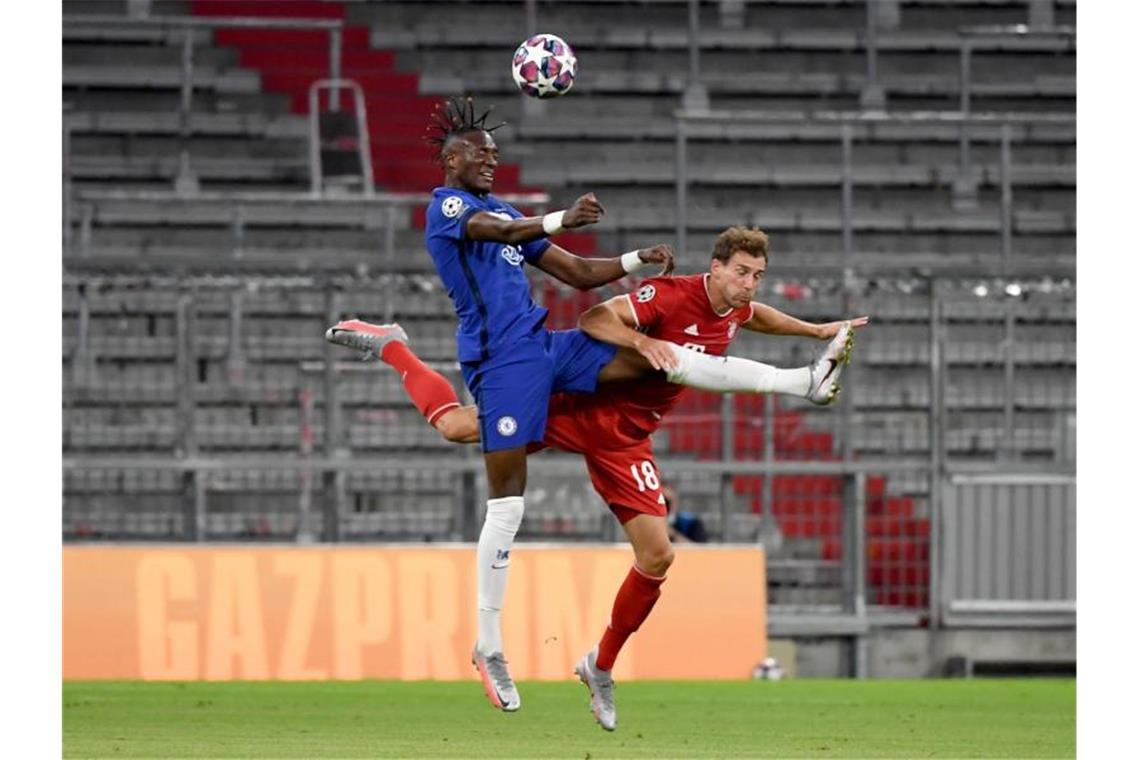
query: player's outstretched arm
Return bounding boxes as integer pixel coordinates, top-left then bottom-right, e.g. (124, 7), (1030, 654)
(579, 296), (680, 371)
(745, 302), (870, 338)
(537, 243), (675, 291)
(466, 192), (605, 245)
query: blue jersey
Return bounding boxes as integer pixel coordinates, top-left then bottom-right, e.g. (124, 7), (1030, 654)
(425, 187), (551, 363)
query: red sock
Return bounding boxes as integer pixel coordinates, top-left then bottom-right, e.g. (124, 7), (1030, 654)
(595, 564), (666, 671)
(380, 341), (461, 425)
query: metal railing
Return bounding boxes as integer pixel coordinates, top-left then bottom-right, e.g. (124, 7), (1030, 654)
(308, 79), (375, 197)
(63, 14), (345, 194)
(677, 1), (1074, 116)
(66, 188), (551, 265)
(673, 109), (1075, 276)
(954, 24), (1076, 208)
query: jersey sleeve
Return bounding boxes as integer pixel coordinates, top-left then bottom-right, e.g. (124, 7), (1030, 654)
(427, 193), (481, 242)
(627, 277), (674, 329)
(520, 237), (551, 264)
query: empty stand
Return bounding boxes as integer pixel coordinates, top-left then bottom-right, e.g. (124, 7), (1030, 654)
(62, 0), (1076, 614)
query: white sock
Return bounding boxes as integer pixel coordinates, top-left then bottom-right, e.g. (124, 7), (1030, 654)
(665, 344), (812, 396)
(476, 496), (525, 656)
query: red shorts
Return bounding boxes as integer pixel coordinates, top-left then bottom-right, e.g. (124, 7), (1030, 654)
(531, 394), (667, 523)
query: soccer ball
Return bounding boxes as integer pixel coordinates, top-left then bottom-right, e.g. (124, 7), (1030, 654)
(752, 657), (785, 681)
(511, 33), (577, 99)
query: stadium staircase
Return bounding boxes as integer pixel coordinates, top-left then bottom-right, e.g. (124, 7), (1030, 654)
(187, 0), (599, 254)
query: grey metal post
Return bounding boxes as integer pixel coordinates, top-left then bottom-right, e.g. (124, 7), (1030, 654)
(847, 472), (868, 678)
(382, 207), (398, 324)
(928, 281), (944, 629)
(675, 117), (688, 263)
(175, 28), (199, 195)
(297, 387), (316, 543)
(175, 288), (201, 540)
(958, 41), (971, 170)
(840, 471), (867, 677)
(863, 0), (876, 85)
(521, 0), (545, 119)
(838, 257), (858, 640)
(193, 473), (207, 541)
(1003, 299), (1016, 461)
(683, 0), (710, 112)
(79, 204), (93, 258)
(840, 283), (856, 466)
(63, 122), (73, 256)
(175, 289), (198, 458)
(1028, 0), (1055, 28)
(225, 289), (246, 385)
(762, 393), (775, 521)
(353, 84), (375, 196)
(71, 282), (96, 387)
(384, 204), (397, 270)
(841, 124), (854, 259)
(840, 113), (856, 467)
(309, 83), (322, 196)
(687, 0), (700, 86)
(720, 393), (734, 540)
(860, 0), (886, 110)
(1000, 124), (1013, 274)
(323, 283), (343, 541)
(231, 205), (245, 259)
(524, 0), (537, 35)
(328, 28), (342, 112)
(953, 39), (977, 210)
(460, 467), (479, 541)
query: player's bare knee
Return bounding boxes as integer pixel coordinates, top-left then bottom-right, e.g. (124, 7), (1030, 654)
(640, 544), (674, 576)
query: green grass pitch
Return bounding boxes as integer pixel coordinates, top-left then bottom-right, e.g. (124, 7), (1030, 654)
(64, 679), (1074, 758)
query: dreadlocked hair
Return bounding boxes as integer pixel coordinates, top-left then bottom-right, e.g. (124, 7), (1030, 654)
(425, 96), (505, 165)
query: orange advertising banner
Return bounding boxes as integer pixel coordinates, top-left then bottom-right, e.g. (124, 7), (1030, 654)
(64, 545), (766, 681)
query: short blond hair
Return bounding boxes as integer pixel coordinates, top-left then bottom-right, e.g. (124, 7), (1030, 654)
(712, 226), (769, 264)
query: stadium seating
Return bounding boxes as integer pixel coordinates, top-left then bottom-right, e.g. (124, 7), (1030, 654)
(62, 0), (1075, 611)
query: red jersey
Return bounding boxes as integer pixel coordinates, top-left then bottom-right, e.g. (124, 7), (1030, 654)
(547, 274), (753, 441)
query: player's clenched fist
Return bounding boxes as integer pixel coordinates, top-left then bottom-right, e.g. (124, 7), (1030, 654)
(563, 193), (606, 228)
(635, 244), (675, 276)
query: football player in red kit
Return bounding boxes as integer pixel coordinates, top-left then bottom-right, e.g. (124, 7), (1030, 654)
(326, 227), (868, 730)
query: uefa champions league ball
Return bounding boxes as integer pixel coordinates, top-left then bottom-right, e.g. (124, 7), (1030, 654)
(511, 33), (577, 98)
(753, 657), (785, 681)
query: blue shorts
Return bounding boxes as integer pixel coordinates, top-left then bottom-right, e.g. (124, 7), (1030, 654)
(461, 328), (618, 453)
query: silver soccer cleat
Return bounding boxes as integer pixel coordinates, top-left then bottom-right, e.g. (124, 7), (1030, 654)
(472, 647), (521, 712)
(806, 321), (854, 406)
(324, 319), (408, 362)
(574, 649), (617, 731)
